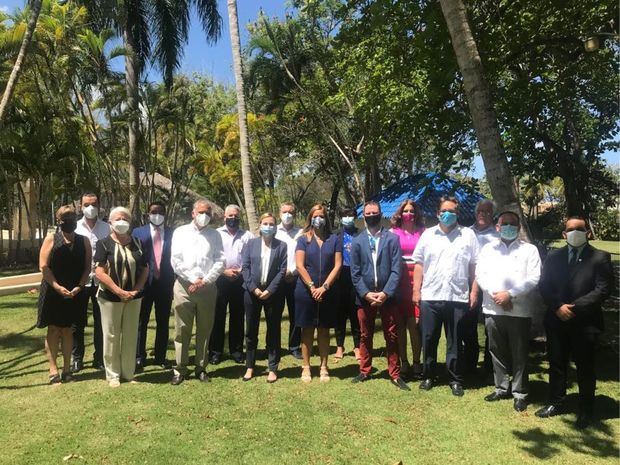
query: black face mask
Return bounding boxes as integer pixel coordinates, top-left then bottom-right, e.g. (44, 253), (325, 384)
(365, 214), (381, 228)
(60, 220), (77, 233)
(225, 217), (240, 229)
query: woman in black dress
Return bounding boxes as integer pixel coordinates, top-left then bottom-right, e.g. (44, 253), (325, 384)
(37, 205), (91, 384)
(295, 204), (342, 383)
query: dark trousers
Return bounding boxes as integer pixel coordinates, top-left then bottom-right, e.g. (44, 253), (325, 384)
(420, 300), (468, 384)
(357, 302), (400, 380)
(545, 312), (598, 413)
(335, 267), (360, 348)
(244, 290), (285, 371)
(461, 302), (480, 372)
(72, 285), (103, 364)
(136, 278), (173, 364)
(209, 277), (244, 357)
(284, 279), (301, 351)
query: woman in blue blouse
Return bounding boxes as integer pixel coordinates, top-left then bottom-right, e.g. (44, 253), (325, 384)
(295, 204), (343, 383)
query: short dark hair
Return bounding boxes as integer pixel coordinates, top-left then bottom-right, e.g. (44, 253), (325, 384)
(340, 207), (356, 217)
(437, 195), (458, 211)
(363, 200), (381, 213)
(148, 200), (166, 212)
(497, 210), (520, 225)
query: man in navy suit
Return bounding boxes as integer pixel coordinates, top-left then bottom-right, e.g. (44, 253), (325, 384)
(350, 201), (409, 390)
(133, 201), (175, 371)
(536, 217), (614, 429)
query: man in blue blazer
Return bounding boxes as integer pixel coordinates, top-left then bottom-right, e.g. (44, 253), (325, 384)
(133, 201), (175, 371)
(350, 201), (410, 390)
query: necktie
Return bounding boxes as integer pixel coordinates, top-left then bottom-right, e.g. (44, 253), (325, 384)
(569, 248), (577, 266)
(153, 227), (162, 279)
(369, 235), (376, 253)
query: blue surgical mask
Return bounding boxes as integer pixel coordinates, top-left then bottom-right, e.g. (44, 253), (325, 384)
(260, 225), (276, 237)
(312, 216), (326, 229)
(341, 216), (355, 228)
(499, 224), (519, 241)
(438, 211), (457, 227)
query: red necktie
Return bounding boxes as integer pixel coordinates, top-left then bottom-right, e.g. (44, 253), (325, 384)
(153, 227), (162, 279)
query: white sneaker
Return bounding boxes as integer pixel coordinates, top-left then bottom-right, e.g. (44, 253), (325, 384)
(108, 379), (121, 388)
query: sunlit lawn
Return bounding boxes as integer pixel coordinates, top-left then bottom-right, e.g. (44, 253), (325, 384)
(0, 293), (618, 465)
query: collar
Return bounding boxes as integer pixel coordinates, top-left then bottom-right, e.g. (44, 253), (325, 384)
(498, 238), (521, 250)
(568, 243), (587, 255)
(434, 224), (461, 236)
(79, 217), (101, 231)
(472, 224), (495, 234)
(367, 227), (383, 238)
(217, 225), (243, 237)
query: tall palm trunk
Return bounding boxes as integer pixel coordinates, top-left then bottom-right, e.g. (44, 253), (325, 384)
(124, 25), (141, 218)
(0, 0), (43, 124)
(227, 0), (258, 231)
(439, 0), (530, 238)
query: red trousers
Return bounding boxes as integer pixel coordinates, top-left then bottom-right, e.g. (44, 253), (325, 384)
(357, 303), (401, 380)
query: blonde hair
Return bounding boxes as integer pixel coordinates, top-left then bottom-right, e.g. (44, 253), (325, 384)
(259, 212), (276, 223)
(55, 205), (76, 221)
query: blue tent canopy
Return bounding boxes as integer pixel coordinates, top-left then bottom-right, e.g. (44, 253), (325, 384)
(356, 173), (486, 224)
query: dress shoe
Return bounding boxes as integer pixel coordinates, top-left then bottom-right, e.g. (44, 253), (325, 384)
(92, 360), (105, 371)
(419, 378), (434, 391)
(450, 382), (464, 397)
(135, 360), (144, 374)
(484, 391), (511, 402)
(242, 375), (252, 382)
(514, 398), (528, 412)
(351, 373), (371, 384)
(155, 359), (172, 370)
(535, 404), (562, 418)
(209, 353), (222, 365)
(575, 412), (594, 429)
(48, 373), (62, 385)
(170, 374), (184, 386)
(71, 360), (83, 373)
(291, 349), (303, 360)
(61, 372), (75, 383)
(197, 371), (211, 383)
(232, 353), (245, 364)
(391, 378), (411, 391)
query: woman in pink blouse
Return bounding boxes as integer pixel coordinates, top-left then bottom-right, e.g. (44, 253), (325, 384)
(390, 200), (425, 378)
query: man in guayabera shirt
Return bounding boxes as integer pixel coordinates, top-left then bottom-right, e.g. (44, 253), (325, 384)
(413, 196), (480, 397)
(169, 199), (225, 385)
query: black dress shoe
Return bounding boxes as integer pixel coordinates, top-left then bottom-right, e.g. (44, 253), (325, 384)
(232, 353), (245, 364)
(514, 398), (528, 412)
(450, 382), (464, 397)
(575, 412), (594, 429)
(391, 378), (411, 391)
(71, 360), (83, 373)
(171, 374), (184, 385)
(154, 359), (172, 369)
(209, 354), (222, 365)
(291, 349), (303, 360)
(419, 378), (433, 391)
(351, 373), (371, 384)
(135, 361), (144, 374)
(197, 371), (211, 383)
(92, 360), (105, 371)
(484, 391), (511, 402)
(61, 372), (75, 383)
(535, 404), (562, 418)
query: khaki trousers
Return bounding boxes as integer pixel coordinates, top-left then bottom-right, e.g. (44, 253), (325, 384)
(173, 280), (217, 376)
(99, 297), (141, 381)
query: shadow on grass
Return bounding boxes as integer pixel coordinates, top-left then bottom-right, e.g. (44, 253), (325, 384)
(513, 396), (620, 459)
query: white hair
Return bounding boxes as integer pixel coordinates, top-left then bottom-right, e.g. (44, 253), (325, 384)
(225, 204), (241, 214)
(109, 206), (131, 221)
(193, 198), (211, 211)
(475, 199), (496, 214)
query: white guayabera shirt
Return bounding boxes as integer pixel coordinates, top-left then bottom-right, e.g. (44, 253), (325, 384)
(170, 222), (225, 284)
(75, 217), (111, 285)
(275, 223), (302, 275)
(475, 239), (542, 318)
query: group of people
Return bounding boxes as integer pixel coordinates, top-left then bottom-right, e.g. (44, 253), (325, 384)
(37, 192), (613, 429)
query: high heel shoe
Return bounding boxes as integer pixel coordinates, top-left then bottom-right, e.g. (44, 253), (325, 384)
(301, 366), (312, 383)
(319, 366), (330, 383)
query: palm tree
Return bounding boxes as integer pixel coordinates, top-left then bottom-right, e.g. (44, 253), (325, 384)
(0, 0), (43, 125)
(81, 0), (222, 217)
(438, 0), (530, 238)
(227, 0), (258, 231)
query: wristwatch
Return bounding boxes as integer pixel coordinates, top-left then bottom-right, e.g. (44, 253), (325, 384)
(306, 280), (315, 288)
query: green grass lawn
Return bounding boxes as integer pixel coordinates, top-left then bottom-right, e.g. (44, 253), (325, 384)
(0, 293), (618, 465)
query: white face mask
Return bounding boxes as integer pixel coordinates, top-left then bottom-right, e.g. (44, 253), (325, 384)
(281, 212), (293, 225)
(83, 205), (98, 219)
(112, 220), (130, 235)
(149, 213), (165, 226)
(195, 213), (210, 228)
(566, 230), (587, 248)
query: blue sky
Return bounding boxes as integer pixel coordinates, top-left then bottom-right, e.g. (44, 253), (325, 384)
(1, 0), (617, 174)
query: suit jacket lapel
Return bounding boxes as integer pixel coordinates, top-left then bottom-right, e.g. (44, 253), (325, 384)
(376, 229), (388, 260)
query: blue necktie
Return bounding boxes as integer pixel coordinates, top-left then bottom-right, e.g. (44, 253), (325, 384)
(569, 248), (578, 266)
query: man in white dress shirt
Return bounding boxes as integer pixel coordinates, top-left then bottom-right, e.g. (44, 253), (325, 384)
(170, 199), (225, 385)
(73, 192), (110, 372)
(274, 202), (303, 359)
(209, 205), (253, 364)
(476, 211), (541, 412)
(412, 196), (479, 396)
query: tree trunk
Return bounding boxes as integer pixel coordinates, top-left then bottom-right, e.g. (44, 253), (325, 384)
(227, 0), (258, 231)
(0, 0), (42, 124)
(124, 25), (141, 219)
(439, 0), (531, 239)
